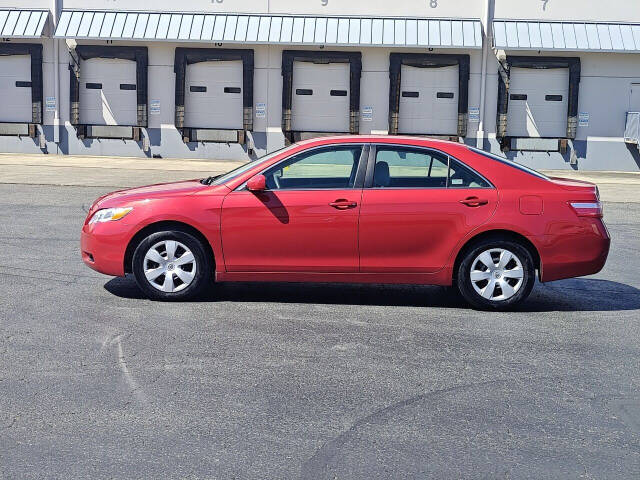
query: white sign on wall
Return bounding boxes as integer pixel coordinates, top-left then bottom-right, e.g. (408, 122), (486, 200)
(578, 112), (589, 127)
(362, 106), (373, 122)
(150, 100), (161, 115)
(45, 97), (56, 112)
(468, 107), (480, 123)
(255, 102), (266, 119)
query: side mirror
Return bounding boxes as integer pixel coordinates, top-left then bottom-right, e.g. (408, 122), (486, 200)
(247, 174), (267, 192)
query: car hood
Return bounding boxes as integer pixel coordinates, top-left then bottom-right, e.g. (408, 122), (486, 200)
(93, 179), (209, 209)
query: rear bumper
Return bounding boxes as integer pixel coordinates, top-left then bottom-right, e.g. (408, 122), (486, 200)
(537, 219), (611, 282)
(80, 223), (130, 277)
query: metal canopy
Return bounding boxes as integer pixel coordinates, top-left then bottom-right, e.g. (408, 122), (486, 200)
(494, 20), (640, 52)
(0, 10), (48, 38)
(55, 10), (482, 48)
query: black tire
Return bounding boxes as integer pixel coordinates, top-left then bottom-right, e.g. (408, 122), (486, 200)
(132, 230), (213, 301)
(456, 238), (536, 310)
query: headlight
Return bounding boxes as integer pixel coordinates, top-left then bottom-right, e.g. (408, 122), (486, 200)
(89, 207), (133, 224)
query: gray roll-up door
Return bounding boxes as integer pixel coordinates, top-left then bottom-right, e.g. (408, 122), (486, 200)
(79, 58), (137, 126)
(291, 62), (350, 133)
(507, 67), (569, 138)
(398, 64), (459, 135)
(184, 60), (244, 130)
(0, 55), (32, 123)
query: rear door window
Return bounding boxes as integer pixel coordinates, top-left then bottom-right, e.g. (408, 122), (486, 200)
(373, 147), (449, 188)
(448, 158), (491, 188)
(371, 146), (492, 189)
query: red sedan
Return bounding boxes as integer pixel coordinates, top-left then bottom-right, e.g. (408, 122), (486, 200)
(81, 136), (610, 309)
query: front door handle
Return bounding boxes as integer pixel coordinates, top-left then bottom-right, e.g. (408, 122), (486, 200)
(329, 199), (358, 210)
(460, 196), (489, 207)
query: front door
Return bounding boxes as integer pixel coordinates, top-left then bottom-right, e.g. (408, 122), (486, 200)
(221, 144), (365, 272)
(359, 145), (498, 273)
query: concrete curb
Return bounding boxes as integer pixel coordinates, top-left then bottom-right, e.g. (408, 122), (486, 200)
(0, 154), (637, 202)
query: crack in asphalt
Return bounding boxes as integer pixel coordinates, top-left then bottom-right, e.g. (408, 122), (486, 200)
(0, 270), (79, 286)
(0, 263), (94, 278)
(299, 374), (584, 479)
(1, 417), (17, 431)
(0, 264), (97, 286)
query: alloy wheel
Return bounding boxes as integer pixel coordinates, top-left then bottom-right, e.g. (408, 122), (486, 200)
(143, 240), (197, 293)
(469, 248), (524, 301)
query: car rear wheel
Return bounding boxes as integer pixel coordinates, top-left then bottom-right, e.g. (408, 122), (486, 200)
(457, 239), (535, 310)
(132, 230), (212, 301)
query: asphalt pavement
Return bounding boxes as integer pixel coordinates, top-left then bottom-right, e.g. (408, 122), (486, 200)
(1, 169), (640, 479)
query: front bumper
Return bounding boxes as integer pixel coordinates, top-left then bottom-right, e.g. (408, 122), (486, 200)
(81, 222), (132, 277)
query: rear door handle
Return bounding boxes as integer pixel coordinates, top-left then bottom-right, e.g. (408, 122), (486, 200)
(460, 196), (489, 207)
(329, 199), (358, 210)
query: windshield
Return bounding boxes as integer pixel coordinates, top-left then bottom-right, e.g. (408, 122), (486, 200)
(468, 147), (550, 181)
(210, 146), (294, 186)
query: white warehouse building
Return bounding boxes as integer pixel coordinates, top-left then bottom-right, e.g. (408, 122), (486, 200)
(1, 0), (640, 171)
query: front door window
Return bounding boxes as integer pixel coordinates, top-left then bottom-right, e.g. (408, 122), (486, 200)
(263, 145), (363, 190)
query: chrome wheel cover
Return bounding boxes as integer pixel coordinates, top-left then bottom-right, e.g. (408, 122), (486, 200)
(143, 240), (196, 293)
(470, 248), (524, 302)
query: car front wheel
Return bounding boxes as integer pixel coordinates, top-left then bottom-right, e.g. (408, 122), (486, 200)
(132, 230), (212, 301)
(457, 239), (536, 310)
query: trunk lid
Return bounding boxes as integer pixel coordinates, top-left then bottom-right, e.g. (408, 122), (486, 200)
(548, 176), (599, 199)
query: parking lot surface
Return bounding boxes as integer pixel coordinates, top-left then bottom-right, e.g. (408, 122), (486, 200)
(1, 182), (640, 479)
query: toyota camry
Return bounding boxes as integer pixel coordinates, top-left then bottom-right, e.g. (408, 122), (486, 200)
(81, 136), (610, 309)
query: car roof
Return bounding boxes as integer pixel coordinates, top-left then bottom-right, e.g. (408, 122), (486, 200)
(294, 135), (468, 151)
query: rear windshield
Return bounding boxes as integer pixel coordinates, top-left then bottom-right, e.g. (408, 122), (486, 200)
(468, 147), (549, 181)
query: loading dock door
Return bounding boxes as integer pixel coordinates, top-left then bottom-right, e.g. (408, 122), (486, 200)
(291, 62), (350, 133)
(184, 60), (244, 130)
(630, 84), (640, 111)
(79, 58), (137, 126)
(0, 55), (32, 123)
(398, 65), (459, 135)
(507, 67), (569, 138)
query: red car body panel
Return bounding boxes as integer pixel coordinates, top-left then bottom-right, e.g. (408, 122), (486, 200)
(359, 187), (499, 273)
(81, 136), (610, 286)
(221, 189), (361, 272)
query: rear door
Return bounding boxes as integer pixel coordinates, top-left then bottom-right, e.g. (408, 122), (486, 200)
(221, 144), (366, 273)
(358, 145), (498, 273)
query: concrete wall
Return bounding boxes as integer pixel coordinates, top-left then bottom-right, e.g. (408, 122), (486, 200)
(61, 0), (482, 18)
(494, 0), (640, 23)
(490, 51), (640, 171)
(55, 0), (640, 21)
(0, 40), (482, 161)
(1, 0), (640, 170)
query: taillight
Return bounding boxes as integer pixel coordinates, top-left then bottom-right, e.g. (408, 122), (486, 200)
(569, 201), (603, 218)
